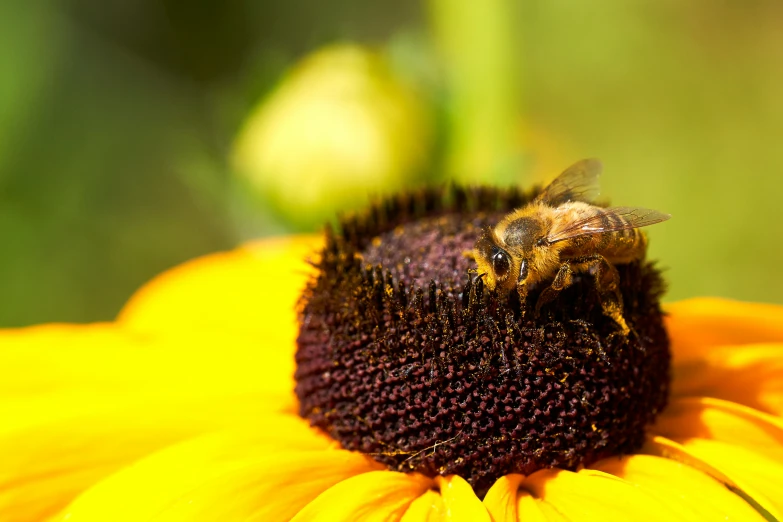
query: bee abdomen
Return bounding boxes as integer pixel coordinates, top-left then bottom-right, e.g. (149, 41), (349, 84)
(599, 210), (646, 262)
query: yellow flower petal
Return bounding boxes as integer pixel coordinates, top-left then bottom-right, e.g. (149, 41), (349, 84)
(53, 414), (356, 521)
(398, 476), (488, 522)
(0, 322), (302, 522)
(290, 470), (434, 522)
(434, 475), (490, 522)
(118, 235), (322, 335)
(643, 435), (782, 520)
(483, 474), (524, 522)
(0, 324), (296, 408)
(671, 343), (783, 416)
(672, 438), (783, 516)
(484, 474), (571, 522)
(486, 458), (766, 522)
(517, 468), (688, 521)
(653, 396), (783, 463)
(0, 397), (297, 522)
(592, 454), (766, 520)
(400, 489), (445, 522)
(0, 325), (299, 444)
(150, 451), (383, 522)
(0, 323), (136, 398)
(516, 491), (567, 522)
(665, 297), (783, 364)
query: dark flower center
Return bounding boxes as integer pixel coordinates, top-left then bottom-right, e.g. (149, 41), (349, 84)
(295, 186), (670, 498)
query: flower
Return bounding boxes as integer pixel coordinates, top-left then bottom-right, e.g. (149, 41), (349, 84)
(232, 44), (433, 229)
(2, 239), (783, 520)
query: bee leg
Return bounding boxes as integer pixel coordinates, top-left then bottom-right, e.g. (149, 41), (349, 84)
(535, 263), (575, 315)
(536, 256), (630, 335)
(580, 255), (629, 335)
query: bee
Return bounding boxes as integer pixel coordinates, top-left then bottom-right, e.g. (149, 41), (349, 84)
(472, 159), (670, 334)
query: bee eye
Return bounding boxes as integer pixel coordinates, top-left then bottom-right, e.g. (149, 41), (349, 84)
(491, 250), (511, 279)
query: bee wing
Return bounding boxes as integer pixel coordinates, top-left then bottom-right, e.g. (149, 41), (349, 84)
(533, 158), (603, 206)
(546, 206), (671, 244)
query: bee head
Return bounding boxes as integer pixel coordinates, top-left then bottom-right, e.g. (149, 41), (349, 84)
(472, 229), (516, 292)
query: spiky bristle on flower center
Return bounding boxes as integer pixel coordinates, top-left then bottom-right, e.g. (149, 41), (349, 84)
(295, 187), (670, 498)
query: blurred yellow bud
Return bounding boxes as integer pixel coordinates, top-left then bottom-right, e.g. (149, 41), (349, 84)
(232, 44), (433, 228)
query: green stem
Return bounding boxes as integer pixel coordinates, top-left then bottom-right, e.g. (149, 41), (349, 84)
(428, 0), (524, 184)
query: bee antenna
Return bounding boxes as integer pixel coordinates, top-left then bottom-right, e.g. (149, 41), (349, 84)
(473, 272), (487, 284)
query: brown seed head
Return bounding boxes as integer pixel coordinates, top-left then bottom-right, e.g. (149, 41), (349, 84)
(295, 185), (670, 498)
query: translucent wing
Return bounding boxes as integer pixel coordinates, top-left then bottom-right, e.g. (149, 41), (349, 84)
(546, 206), (671, 244)
(534, 158), (603, 206)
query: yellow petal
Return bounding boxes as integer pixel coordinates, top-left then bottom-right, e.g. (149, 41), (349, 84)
(484, 475), (568, 522)
(518, 468), (688, 521)
(0, 324), (299, 439)
(653, 396), (783, 463)
(400, 489), (445, 522)
(382, 458), (777, 522)
(483, 474), (524, 522)
(592, 454), (766, 520)
(0, 323), (135, 398)
(671, 437), (783, 516)
(665, 298), (783, 364)
(0, 322), (301, 522)
(118, 235), (322, 335)
(671, 343), (783, 416)
(52, 414), (353, 521)
(399, 476), (488, 522)
(643, 435), (782, 520)
(152, 451), (383, 522)
(434, 475), (490, 522)
(516, 491), (567, 522)
(291, 470), (434, 522)
(1, 399), (307, 522)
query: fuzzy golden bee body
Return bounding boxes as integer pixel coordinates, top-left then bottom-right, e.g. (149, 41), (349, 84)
(472, 159), (670, 333)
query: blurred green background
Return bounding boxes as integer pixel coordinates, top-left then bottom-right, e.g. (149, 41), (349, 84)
(2, 0), (782, 327)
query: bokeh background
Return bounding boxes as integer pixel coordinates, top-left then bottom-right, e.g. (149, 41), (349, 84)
(2, 0), (782, 327)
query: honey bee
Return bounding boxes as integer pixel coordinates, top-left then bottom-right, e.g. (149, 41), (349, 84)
(472, 159), (670, 334)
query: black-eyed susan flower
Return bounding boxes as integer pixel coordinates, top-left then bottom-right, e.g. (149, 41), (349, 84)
(2, 187), (783, 521)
